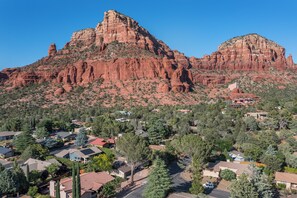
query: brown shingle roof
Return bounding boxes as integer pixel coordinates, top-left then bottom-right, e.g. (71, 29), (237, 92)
(0, 131), (22, 137)
(61, 172), (114, 193)
(213, 161), (252, 176)
(275, 172), (297, 184)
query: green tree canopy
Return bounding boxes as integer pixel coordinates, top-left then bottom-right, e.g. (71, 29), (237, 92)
(171, 134), (212, 165)
(261, 145), (284, 172)
(0, 169), (17, 195)
(229, 174), (258, 198)
(116, 133), (150, 183)
(75, 128), (88, 147)
(46, 163), (60, 178)
(88, 154), (114, 172)
(13, 131), (35, 153)
(20, 144), (49, 161)
(147, 118), (169, 144)
(143, 158), (171, 198)
(35, 127), (49, 139)
(189, 159), (204, 195)
(220, 169), (236, 181)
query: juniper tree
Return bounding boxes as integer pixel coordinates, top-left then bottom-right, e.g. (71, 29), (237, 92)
(75, 128), (88, 148)
(143, 158), (171, 198)
(230, 174), (258, 198)
(13, 130), (35, 153)
(0, 169), (17, 196)
(250, 165), (277, 198)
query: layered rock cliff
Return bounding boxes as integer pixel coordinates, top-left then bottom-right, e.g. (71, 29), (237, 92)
(190, 34), (293, 71)
(1, 10), (192, 92)
(0, 10), (295, 99)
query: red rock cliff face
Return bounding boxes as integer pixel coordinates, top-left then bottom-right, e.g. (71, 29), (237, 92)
(0, 12), (295, 93)
(191, 34), (290, 71)
(0, 72), (8, 82)
(1, 10), (193, 92)
(48, 43), (57, 56)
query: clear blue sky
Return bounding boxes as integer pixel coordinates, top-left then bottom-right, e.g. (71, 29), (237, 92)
(1, 0), (297, 69)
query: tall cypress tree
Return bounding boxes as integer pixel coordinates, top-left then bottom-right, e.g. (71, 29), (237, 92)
(25, 164), (29, 182)
(55, 180), (60, 198)
(72, 163), (76, 198)
(143, 158), (171, 198)
(189, 159), (204, 195)
(75, 163), (81, 198)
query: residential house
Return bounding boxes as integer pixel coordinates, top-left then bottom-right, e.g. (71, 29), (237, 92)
(228, 151), (245, 162)
(49, 172), (114, 198)
(90, 138), (115, 148)
(55, 149), (71, 159)
(0, 131), (22, 141)
(203, 161), (252, 178)
(152, 109), (160, 113)
(116, 111), (132, 116)
(0, 159), (14, 169)
(71, 120), (86, 127)
(54, 132), (77, 142)
(115, 118), (130, 122)
(135, 129), (148, 138)
(229, 88), (257, 106)
(228, 82), (239, 91)
(111, 164), (132, 179)
(0, 147), (14, 158)
(74, 127), (86, 133)
(55, 147), (102, 163)
(275, 172), (297, 191)
(245, 112), (268, 120)
(149, 145), (166, 152)
(233, 98), (255, 105)
(177, 109), (192, 114)
(21, 158), (61, 172)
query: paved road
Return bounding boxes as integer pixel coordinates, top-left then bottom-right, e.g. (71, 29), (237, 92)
(208, 189), (230, 198)
(120, 161), (190, 198)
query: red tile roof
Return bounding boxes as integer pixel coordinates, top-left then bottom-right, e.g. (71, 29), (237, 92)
(149, 145), (166, 151)
(90, 138), (115, 146)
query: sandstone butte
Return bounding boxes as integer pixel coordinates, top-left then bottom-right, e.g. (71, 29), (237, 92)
(0, 10), (295, 95)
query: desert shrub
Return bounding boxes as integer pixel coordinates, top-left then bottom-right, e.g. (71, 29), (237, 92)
(219, 169), (236, 181)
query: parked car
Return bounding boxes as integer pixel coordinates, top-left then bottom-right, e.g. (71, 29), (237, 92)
(203, 182), (215, 189)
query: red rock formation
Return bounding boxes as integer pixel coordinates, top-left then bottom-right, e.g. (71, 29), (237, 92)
(94, 10), (169, 56)
(287, 54), (294, 67)
(157, 82), (170, 93)
(0, 72), (8, 81)
(191, 34), (290, 71)
(0, 10), (192, 93)
(0, 11), (295, 98)
(48, 43), (57, 56)
(63, 84), (73, 92)
(54, 88), (64, 96)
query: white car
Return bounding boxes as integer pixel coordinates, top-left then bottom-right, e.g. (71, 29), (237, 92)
(203, 182), (215, 189)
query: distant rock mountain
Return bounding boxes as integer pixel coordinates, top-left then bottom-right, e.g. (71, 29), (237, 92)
(0, 10), (193, 93)
(190, 33), (294, 71)
(0, 10), (295, 105)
